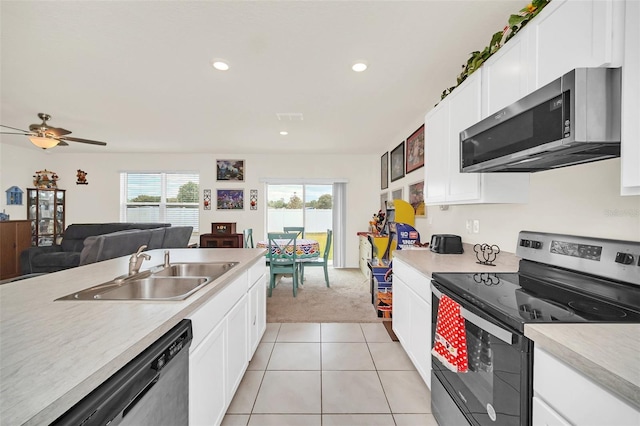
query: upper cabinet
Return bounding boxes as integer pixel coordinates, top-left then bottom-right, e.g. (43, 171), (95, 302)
(425, 71), (530, 205)
(425, 0), (635, 202)
(621, 0), (640, 195)
(526, 0), (624, 91)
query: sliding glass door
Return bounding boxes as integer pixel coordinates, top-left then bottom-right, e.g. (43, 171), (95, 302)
(267, 184), (333, 260)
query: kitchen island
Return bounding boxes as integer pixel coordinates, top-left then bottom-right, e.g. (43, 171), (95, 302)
(0, 248), (266, 426)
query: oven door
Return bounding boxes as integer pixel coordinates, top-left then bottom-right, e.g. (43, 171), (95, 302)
(431, 282), (532, 426)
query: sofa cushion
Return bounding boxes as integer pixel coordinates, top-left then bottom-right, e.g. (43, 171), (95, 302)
(162, 226), (193, 248)
(31, 251), (81, 271)
(147, 228), (167, 250)
(79, 229), (154, 266)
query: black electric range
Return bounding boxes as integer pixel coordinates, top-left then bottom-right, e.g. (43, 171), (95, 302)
(430, 231), (640, 426)
(432, 231), (640, 333)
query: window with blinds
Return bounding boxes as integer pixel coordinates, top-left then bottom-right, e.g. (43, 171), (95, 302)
(120, 172), (199, 233)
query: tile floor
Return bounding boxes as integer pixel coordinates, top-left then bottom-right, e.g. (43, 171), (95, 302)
(221, 322), (438, 426)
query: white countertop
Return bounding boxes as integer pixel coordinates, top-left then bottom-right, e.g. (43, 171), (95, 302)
(0, 248), (266, 426)
(394, 245), (640, 410)
(392, 243), (521, 277)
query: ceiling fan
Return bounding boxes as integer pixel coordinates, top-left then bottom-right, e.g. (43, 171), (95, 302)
(0, 113), (107, 149)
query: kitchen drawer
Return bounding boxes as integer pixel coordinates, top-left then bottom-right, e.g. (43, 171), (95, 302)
(187, 271), (247, 349)
(393, 258), (431, 302)
(247, 258), (266, 288)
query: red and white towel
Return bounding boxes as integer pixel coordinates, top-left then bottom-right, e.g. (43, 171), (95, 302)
(431, 295), (468, 373)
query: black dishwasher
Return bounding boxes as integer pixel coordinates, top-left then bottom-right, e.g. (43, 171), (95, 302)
(52, 319), (192, 426)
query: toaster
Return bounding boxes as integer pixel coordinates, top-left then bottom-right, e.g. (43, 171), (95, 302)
(430, 234), (464, 254)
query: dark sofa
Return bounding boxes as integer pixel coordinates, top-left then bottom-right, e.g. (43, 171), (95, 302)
(20, 223), (174, 274)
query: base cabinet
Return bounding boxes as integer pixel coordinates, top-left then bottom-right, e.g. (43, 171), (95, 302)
(189, 321), (226, 426)
(392, 258), (432, 389)
(187, 258), (266, 426)
(533, 347), (640, 426)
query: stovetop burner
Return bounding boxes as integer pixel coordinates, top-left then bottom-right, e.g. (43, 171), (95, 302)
(567, 300), (628, 319)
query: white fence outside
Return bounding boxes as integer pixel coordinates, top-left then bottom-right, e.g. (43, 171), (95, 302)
(267, 209), (332, 233)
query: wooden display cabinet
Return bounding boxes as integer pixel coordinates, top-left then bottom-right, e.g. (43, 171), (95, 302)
(27, 188), (66, 246)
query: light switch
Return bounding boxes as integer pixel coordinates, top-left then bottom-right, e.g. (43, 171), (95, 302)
(473, 220), (480, 233)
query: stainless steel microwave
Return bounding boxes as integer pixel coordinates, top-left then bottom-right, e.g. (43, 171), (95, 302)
(460, 67), (622, 173)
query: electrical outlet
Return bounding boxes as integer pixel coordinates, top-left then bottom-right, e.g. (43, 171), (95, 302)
(466, 220), (473, 234)
(473, 220), (480, 233)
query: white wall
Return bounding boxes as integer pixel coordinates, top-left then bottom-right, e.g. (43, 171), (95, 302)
(0, 143), (378, 267)
(4, 140), (638, 264)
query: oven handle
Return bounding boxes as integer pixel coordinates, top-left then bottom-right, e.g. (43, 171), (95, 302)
(431, 282), (514, 344)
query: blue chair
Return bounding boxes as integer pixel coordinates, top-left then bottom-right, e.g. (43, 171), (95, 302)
(283, 226), (305, 239)
(298, 229), (332, 287)
(243, 228), (254, 248)
(267, 232), (300, 297)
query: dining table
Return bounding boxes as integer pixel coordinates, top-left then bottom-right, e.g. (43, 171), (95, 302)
(256, 238), (320, 260)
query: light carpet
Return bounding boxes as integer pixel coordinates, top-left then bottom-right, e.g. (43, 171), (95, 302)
(266, 267), (383, 323)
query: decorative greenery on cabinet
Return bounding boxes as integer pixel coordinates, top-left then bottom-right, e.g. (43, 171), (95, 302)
(439, 0), (551, 102)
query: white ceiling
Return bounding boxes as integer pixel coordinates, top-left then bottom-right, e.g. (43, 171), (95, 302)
(0, 0), (521, 154)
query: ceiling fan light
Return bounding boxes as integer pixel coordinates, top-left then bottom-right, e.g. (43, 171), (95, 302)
(29, 136), (59, 149)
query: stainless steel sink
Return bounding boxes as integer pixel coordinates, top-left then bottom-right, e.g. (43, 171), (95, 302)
(151, 262), (238, 278)
(56, 261), (238, 301)
(95, 277), (210, 300)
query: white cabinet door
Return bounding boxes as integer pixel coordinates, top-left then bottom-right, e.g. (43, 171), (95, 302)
(248, 276), (266, 357)
(482, 30), (530, 117)
(621, 0), (640, 195)
(189, 321), (226, 426)
(532, 396), (571, 426)
(424, 101), (450, 204)
(446, 71), (482, 202)
(527, 0), (622, 89)
(409, 291), (432, 389)
(391, 275), (410, 346)
(226, 295), (248, 399)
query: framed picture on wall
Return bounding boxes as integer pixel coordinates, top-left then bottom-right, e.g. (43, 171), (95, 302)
(381, 152), (389, 190)
(216, 160), (245, 181)
(216, 189), (244, 210)
(406, 124), (425, 174)
(390, 142), (405, 182)
(408, 180), (426, 217)
(380, 192), (388, 211)
(391, 187), (403, 201)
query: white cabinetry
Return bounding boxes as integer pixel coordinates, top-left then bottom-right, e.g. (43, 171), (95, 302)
(189, 321), (226, 426)
(533, 347), (640, 426)
(392, 258), (432, 389)
(187, 258), (266, 426)
(621, 0), (640, 195)
(526, 0), (623, 90)
(359, 235), (372, 279)
(424, 70), (529, 205)
(248, 260), (266, 357)
(481, 29), (530, 117)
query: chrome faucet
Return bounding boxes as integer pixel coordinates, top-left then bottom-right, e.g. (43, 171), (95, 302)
(129, 245), (151, 276)
(163, 250), (170, 268)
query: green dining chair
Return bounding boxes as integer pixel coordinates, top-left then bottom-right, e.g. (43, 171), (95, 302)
(267, 232), (300, 297)
(283, 226), (305, 239)
(299, 229), (332, 287)
(243, 228), (254, 248)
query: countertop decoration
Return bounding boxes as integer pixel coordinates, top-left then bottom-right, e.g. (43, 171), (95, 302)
(474, 243), (500, 266)
(439, 0), (550, 103)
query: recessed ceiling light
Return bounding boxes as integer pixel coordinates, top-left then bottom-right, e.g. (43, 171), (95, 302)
(212, 60), (229, 71)
(352, 62), (367, 72)
(280, 131), (289, 136)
